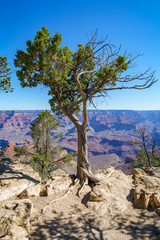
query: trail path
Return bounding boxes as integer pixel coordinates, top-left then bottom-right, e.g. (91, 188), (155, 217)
(30, 186), (160, 240)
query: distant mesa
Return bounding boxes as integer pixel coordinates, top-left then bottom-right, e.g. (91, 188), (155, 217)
(0, 110), (160, 172)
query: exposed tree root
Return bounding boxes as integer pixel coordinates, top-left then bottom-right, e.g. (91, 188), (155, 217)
(80, 166), (100, 183)
(35, 166), (100, 224)
(36, 178), (80, 224)
(77, 165), (101, 196)
(77, 179), (87, 197)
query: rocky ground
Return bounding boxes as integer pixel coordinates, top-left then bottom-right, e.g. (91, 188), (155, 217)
(0, 158), (160, 240)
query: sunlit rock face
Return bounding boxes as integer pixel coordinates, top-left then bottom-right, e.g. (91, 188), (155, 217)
(87, 167), (133, 216)
(132, 168), (160, 210)
(18, 169), (73, 198)
(0, 199), (32, 240)
(0, 158), (40, 202)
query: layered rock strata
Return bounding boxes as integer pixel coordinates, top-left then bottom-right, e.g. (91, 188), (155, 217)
(132, 168), (160, 213)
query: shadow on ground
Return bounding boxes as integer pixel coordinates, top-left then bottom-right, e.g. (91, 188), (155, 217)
(0, 158), (39, 183)
(30, 204), (160, 240)
(31, 206), (104, 240)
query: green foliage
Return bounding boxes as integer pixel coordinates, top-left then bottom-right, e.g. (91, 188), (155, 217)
(12, 110), (74, 179)
(14, 146), (27, 157)
(131, 149), (149, 169)
(3, 146), (7, 152)
(95, 56), (128, 87)
(31, 153), (60, 180)
(30, 110), (60, 156)
(14, 27), (155, 177)
(130, 133), (160, 169)
(14, 26), (130, 117)
(131, 149), (160, 169)
(30, 110), (73, 179)
(62, 151), (76, 166)
(0, 148), (3, 156)
(130, 138), (141, 145)
(0, 56), (13, 93)
(152, 156), (160, 167)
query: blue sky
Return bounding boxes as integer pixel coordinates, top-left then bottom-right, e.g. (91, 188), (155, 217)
(0, 0), (160, 110)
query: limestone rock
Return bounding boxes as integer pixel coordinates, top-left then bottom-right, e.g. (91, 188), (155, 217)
(135, 175), (160, 189)
(89, 183), (110, 202)
(18, 169), (73, 198)
(0, 158), (40, 202)
(133, 185), (152, 209)
(132, 168), (147, 185)
(9, 224), (29, 240)
(145, 167), (160, 178)
(48, 168), (70, 180)
(157, 207), (160, 214)
(40, 169), (72, 196)
(87, 168), (133, 217)
(18, 183), (41, 199)
(0, 199), (32, 240)
(153, 191), (160, 208)
(94, 166), (115, 180)
(132, 167), (160, 210)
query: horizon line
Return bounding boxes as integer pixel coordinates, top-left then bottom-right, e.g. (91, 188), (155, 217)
(0, 109), (160, 112)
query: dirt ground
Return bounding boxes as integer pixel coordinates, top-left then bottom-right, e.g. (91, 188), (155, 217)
(0, 157), (160, 240)
(29, 185), (160, 240)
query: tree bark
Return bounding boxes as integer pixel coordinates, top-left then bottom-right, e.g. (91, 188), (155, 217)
(76, 125), (100, 184)
(142, 136), (152, 168)
(77, 126), (89, 183)
(56, 97), (100, 184)
(139, 129), (152, 167)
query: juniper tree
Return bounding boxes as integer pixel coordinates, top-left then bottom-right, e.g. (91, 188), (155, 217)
(14, 27), (157, 184)
(0, 56), (12, 92)
(30, 110), (68, 179)
(13, 110), (73, 179)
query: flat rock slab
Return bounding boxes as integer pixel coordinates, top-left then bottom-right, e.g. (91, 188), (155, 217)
(0, 158), (40, 202)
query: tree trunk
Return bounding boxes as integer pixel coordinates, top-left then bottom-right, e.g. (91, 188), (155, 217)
(142, 135), (152, 168)
(55, 99), (100, 184)
(76, 126), (100, 184)
(77, 126), (89, 183)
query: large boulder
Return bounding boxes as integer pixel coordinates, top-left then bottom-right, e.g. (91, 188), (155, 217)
(18, 169), (73, 198)
(132, 167), (160, 210)
(0, 199), (32, 240)
(0, 159), (40, 202)
(40, 169), (73, 196)
(133, 184), (152, 209)
(18, 183), (42, 199)
(154, 191), (160, 207)
(87, 167), (133, 217)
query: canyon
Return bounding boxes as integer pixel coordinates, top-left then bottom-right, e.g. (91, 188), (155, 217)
(0, 110), (160, 171)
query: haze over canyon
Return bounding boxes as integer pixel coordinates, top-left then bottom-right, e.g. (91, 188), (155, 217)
(0, 110), (160, 172)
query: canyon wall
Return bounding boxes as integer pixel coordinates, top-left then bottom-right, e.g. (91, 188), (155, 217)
(0, 110), (160, 171)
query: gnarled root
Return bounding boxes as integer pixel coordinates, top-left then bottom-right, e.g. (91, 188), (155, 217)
(81, 166), (100, 183)
(77, 165), (100, 197)
(77, 179), (87, 197)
